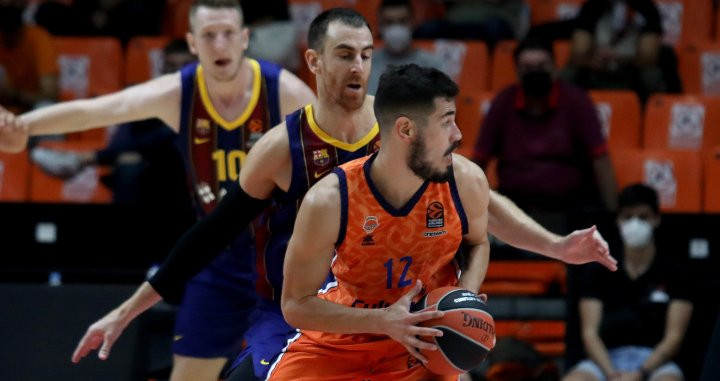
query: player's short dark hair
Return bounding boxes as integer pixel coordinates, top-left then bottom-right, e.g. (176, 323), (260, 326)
(189, 0), (244, 31)
(308, 8), (371, 51)
(374, 64), (459, 132)
(513, 37), (554, 64)
(619, 183), (660, 214)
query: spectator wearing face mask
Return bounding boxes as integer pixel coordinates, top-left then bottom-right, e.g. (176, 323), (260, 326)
(563, 184), (693, 381)
(473, 37), (617, 215)
(367, 0), (444, 95)
(0, 0), (58, 113)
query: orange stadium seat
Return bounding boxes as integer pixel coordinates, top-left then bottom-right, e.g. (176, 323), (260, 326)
(30, 141), (112, 204)
(415, 39), (488, 95)
(124, 36), (171, 86)
(655, 0), (713, 46)
(494, 320), (566, 357)
(482, 260), (566, 296)
(54, 37), (123, 144)
(0, 150), (31, 202)
(491, 40), (518, 91)
(643, 94), (720, 153)
(529, 0), (585, 26)
(611, 149), (702, 213)
(704, 147), (720, 213)
(589, 90), (642, 152)
(164, 0), (193, 39)
(677, 42), (720, 95)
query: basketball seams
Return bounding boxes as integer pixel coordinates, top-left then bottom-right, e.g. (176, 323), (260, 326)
(433, 325), (493, 352)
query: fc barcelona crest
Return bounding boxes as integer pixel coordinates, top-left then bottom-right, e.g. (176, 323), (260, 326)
(195, 118), (211, 136)
(313, 149), (330, 166)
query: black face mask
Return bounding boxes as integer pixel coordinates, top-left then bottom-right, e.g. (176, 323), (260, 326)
(0, 6), (24, 34)
(521, 70), (553, 98)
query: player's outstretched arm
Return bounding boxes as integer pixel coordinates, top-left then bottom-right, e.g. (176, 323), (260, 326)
(0, 105), (28, 153)
(487, 190), (617, 271)
(72, 282), (161, 363)
(280, 174), (444, 363)
(452, 156), (491, 294)
(19, 73), (181, 137)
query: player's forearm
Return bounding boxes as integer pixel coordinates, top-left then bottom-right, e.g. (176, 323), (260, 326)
(22, 99), (102, 136)
(459, 242), (489, 294)
(114, 282), (163, 325)
(282, 295), (385, 335)
(488, 191), (562, 258)
(149, 184), (270, 303)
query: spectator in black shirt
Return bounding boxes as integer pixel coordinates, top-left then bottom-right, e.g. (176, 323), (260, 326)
(563, 184), (693, 381)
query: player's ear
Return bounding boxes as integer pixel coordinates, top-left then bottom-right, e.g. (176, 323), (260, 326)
(395, 116), (414, 143)
(186, 32), (198, 55)
(240, 27), (250, 50)
(305, 49), (320, 75)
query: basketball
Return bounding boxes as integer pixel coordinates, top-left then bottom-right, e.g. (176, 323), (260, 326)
(414, 286), (496, 375)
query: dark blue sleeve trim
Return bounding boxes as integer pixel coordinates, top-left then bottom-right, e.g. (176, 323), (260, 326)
(334, 168), (348, 247)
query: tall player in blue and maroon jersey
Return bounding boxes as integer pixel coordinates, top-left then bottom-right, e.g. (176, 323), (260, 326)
(3, 1), (315, 380)
(67, 7), (617, 381)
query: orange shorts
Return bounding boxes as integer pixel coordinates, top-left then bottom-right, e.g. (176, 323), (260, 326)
(266, 332), (457, 381)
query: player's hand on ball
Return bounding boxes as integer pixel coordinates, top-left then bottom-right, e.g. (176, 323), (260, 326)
(71, 308), (129, 363)
(379, 280), (444, 363)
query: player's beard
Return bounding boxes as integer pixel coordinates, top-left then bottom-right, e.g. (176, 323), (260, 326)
(407, 134), (455, 183)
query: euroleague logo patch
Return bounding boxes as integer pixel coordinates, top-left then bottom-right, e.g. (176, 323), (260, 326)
(426, 201), (444, 228)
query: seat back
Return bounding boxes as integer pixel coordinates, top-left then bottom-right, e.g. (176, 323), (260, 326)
(655, 0), (713, 46)
(611, 149), (702, 212)
(30, 141), (112, 204)
(0, 150), (30, 202)
(589, 90), (642, 151)
(704, 147), (720, 213)
(644, 94), (720, 152)
(124, 36), (171, 86)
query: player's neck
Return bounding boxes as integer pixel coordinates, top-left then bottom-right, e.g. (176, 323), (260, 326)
(311, 95), (376, 143)
(203, 59), (253, 116)
(369, 149), (425, 209)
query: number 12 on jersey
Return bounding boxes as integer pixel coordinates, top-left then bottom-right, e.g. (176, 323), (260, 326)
(384, 256), (413, 289)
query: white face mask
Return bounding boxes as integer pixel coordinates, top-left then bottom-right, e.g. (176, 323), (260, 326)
(382, 24), (412, 54)
(619, 217), (653, 248)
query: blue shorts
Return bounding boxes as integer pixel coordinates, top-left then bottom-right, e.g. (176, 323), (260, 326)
(172, 248), (258, 358)
(571, 346), (684, 381)
(228, 299), (296, 378)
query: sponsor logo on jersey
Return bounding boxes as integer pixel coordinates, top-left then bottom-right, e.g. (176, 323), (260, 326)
(363, 216), (379, 234)
(193, 137), (210, 145)
(426, 201), (444, 228)
(351, 299), (390, 309)
(362, 235), (375, 246)
(313, 167), (332, 179)
(313, 148), (330, 167)
(248, 118), (264, 133)
(423, 230), (447, 238)
(195, 118), (211, 136)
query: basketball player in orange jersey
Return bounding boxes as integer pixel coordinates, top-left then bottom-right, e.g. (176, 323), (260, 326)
(268, 64), (504, 379)
(66, 8), (615, 381)
(0, 1), (315, 380)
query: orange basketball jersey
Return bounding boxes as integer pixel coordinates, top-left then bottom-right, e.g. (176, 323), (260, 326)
(309, 153), (468, 345)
